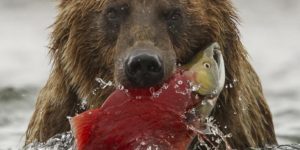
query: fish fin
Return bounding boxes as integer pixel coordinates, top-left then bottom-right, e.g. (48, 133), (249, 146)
(70, 109), (99, 150)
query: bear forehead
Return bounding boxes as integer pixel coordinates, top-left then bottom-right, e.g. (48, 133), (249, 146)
(70, 0), (205, 10)
(107, 0), (206, 8)
(104, 0), (180, 5)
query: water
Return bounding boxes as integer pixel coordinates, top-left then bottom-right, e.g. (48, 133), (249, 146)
(92, 77), (114, 96)
(95, 78), (114, 89)
(186, 116), (233, 150)
(24, 132), (74, 150)
(0, 87), (37, 149)
(1, 0), (300, 149)
(22, 74), (223, 149)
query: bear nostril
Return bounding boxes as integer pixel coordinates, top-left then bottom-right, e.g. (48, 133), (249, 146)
(127, 58), (142, 75)
(125, 53), (164, 87)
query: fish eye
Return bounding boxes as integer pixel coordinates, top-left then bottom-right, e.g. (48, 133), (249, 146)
(203, 62), (211, 69)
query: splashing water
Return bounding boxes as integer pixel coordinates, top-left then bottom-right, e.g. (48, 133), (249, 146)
(176, 63), (182, 67)
(24, 132), (75, 150)
(162, 83), (169, 90)
(135, 96), (143, 100)
(173, 79), (191, 95)
(26, 76), (232, 149)
(186, 116), (233, 150)
(92, 77), (116, 95)
(77, 98), (88, 112)
(149, 87), (163, 99)
(117, 84), (125, 90)
(233, 78), (238, 83)
(238, 96), (242, 101)
(93, 77), (137, 97)
(95, 78), (114, 89)
(188, 81), (202, 92)
(147, 83), (171, 99)
(92, 87), (100, 95)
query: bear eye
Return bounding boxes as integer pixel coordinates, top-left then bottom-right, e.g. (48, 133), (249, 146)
(169, 12), (181, 21)
(164, 8), (182, 33)
(106, 8), (118, 21)
(105, 4), (129, 22)
(165, 9), (182, 22)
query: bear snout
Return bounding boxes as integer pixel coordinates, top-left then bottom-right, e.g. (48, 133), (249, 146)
(124, 51), (164, 87)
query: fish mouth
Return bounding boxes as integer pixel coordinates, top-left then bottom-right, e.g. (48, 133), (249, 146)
(212, 44), (225, 97)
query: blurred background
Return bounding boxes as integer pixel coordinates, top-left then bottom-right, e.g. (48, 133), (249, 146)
(0, 0), (299, 149)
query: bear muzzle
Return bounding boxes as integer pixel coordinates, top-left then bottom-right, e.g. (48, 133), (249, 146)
(125, 51), (164, 87)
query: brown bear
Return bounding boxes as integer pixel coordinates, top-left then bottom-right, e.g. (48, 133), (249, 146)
(25, 0), (277, 149)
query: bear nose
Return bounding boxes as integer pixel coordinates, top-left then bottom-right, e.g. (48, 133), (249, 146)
(125, 53), (164, 87)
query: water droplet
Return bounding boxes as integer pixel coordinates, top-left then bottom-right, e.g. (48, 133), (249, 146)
(174, 83), (179, 88)
(177, 80), (183, 85)
(212, 90), (217, 95)
(233, 78), (238, 83)
(95, 78), (114, 89)
(149, 87), (162, 98)
(239, 96), (242, 101)
(141, 141), (146, 145)
(79, 99), (88, 110)
(175, 89), (188, 95)
(187, 116), (233, 149)
(124, 89), (129, 93)
(207, 99), (215, 106)
(118, 84), (125, 90)
(92, 87), (99, 95)
(215, 138), (222, 144)
(191, 84), (201, 92)
(24, 131), (74, 149)
(149, 87), (155, 93)
(189, 108), (197, 116)
(225, 133), (233, 138)
(162, 83), (169, 90)
(135, 96), (142, 100)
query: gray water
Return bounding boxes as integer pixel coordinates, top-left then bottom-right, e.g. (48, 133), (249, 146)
(0, 0), (300, 149)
